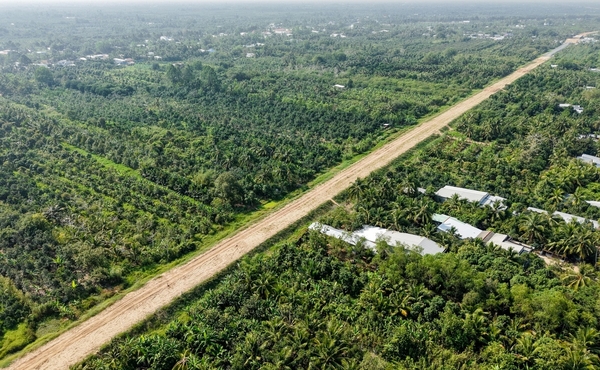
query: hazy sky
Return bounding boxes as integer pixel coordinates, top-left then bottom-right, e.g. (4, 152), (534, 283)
(3, 0), (600, 3)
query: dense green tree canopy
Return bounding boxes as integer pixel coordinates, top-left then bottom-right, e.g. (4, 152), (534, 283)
(1, 1), (600, 364)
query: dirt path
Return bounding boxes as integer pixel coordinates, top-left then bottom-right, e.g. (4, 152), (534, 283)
(7, 36), (586, 370)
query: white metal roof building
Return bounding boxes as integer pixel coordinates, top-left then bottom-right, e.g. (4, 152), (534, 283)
(553, 211), (599, 229)
(586, 200), (600, 208)
(527, 207), (548, 214)
(308, 223), (376, 249)
(559, 104), (584, 114)
(479, 230), (533, 254)
(308, 223), (444, 255)
(433, 214), (533, 254)
(577, 154), (600, 167)
(433, 214), (484, 239)
(435, 185), (506, 208)
(354, 226), (445, 255)
(526, 208), (599, 229)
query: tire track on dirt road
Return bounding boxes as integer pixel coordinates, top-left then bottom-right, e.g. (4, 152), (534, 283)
(7, 35), (587, 370)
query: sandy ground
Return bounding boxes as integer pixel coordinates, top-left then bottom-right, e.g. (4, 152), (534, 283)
(7, 36), (586, 370)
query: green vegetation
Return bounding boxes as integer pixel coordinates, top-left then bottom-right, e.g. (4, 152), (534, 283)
(0, 324), (34, 359)
(1, 1), (600, 365)
(76, 31), (600, 370)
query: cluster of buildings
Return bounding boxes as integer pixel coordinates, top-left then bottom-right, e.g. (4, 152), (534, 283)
(273, 28), (293, 36)
(147, 52), (162, 60)
(433, 214), (532, 254)
(310, 182), (600, 259)
(28, 53), (135, 68)
(55, 60), (76, 67)
(85, 54), (109, 60)
(260, 25), (293, 37)
(578, 134), (600, 141)
(435, 184), (600, 231)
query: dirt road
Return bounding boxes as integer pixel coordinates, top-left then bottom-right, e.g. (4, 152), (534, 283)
(7, 36), (585, 370)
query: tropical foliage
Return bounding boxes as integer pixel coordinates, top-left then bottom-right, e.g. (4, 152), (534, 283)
(77, 36), (600, 370)
(2, 1), (600, 364)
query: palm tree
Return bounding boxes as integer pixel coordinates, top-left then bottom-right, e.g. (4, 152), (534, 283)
(172, 349), (199, 370)
(252, 271), (276, 299)
(43, 204), (65, 223)
(562, 345), (597, 370)
(549, 188), (565, 210)
(346, 180), (366, 203)
(501, 317), (531, 350)
(310, 320), (351, 369)
(406, 199), (432, 226)
(519, 212), (549, 245)
(390, 207), (407, 231)
(569, 187), (585, 209)
(514, 333), (539, 366)
(464, 308), (489, 346)
(399, 177), (418, 197)
(357, 206), (372, 225)
(388, 289), (413, 318)
(562, 264), (597, 291)
(443, 194), (464, 214)
(488, 201), (508, 224)
(262, 347), (294, 370)
(421, 223), (437, 238)
(371, 207), (387, 227)
(549, 221), (577, 252)
(570, 327), (600, 355)
(569, 233), (597, 261)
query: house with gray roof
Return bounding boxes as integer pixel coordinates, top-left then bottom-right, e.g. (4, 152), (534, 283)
(308, 223), (444, 256)
(435, 185), (506, 208)
(577, 154), (600, 167)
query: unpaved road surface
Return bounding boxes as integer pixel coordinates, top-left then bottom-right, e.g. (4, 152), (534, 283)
(7, 36), (586, 370)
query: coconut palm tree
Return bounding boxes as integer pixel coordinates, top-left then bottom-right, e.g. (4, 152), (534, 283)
(407, 199), (432, 226)
(569, 187), (586, 210)
(310, 320), (351, 369)
(390, 207), (408, 231)
(549, 188), (565, 210)
(514, 333), (539, 366)
(519, 212), (549, 245)
(562, 264), (597, 291)
(562, 345), (597, 370)
(570, 327), (600, 355)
